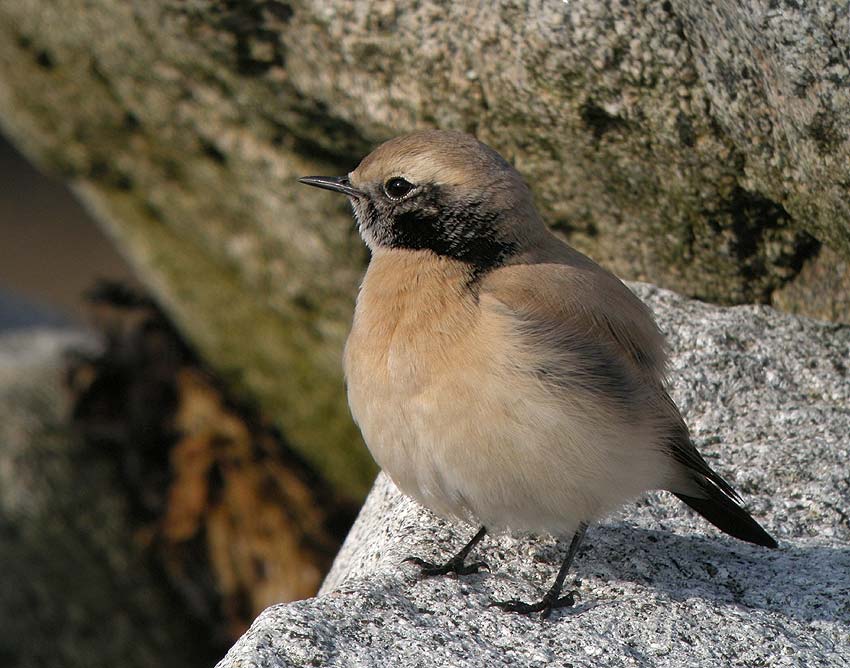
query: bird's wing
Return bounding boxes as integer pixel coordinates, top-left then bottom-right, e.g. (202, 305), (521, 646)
(480, 249), (778, 547)
(480, 245), (668, 384)
(479, 247), (735, 496)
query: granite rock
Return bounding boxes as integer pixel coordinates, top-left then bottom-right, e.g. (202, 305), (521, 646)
(218, 285), (850, 668)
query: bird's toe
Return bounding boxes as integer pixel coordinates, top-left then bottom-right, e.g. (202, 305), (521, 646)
(491, 589), (577, 618)
(403, 555), (487, 577)
(455, 560), (489, 575)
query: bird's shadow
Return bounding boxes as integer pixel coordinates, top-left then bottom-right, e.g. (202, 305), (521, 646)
(505, 524), (850, 624)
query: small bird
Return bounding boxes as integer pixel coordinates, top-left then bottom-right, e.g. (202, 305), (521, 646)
(299, 130), (777, 617)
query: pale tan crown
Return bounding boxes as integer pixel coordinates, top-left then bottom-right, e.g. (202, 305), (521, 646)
(350, 129), (525, 196)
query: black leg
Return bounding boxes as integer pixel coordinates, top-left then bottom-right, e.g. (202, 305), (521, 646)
(405, 526), (489, 576)
(491, 523), (588, 618)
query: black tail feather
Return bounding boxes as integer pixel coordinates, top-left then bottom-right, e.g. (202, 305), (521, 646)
(674, 487), (778, 549)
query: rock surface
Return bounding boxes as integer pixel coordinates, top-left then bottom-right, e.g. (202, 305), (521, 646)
(2, 1), (850, 498)
(218, 285), (850, 668)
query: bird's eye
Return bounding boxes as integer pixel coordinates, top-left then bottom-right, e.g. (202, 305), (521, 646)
(384, 177), (415, 200)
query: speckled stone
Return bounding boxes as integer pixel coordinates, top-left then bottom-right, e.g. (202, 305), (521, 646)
(218, 285), (850, 668)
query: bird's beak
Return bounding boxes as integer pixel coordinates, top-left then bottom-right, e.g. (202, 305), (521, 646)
(298, 175), (364, 198)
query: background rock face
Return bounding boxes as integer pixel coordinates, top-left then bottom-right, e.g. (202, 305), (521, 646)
(218, 285), (850, 668)
(1, 1), (848, 495)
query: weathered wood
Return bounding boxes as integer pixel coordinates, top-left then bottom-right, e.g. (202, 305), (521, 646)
(0, 328), (221, 667)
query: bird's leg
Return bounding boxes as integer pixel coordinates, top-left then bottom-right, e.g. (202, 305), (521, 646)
(491, 523), (588, 618)
(404, 526), (488, 576)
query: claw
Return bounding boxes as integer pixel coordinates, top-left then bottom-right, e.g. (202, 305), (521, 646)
(490, 589), (577, 618)
(467, 560), (491, 573)
(403, 555), (488, 576)
(401, 527), (488, 578)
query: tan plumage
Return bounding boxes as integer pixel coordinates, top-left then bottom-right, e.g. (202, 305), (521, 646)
(300, 130), (776, 616)
(345, 246), (680, 535)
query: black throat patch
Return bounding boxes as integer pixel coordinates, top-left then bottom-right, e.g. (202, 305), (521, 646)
(386, 188), (518, 272)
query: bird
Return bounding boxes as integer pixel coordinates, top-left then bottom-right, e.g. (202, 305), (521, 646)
(299, 129), (777, 618)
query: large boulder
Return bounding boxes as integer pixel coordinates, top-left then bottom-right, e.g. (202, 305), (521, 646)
(217, 285), (850, 667)
(0, 1), (848, 496)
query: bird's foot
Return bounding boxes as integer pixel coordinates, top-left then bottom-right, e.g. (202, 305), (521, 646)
(404, 555), (489, 576)
(490, 589), (578, 619)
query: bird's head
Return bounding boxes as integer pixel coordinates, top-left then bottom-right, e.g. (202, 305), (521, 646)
(299, 130), (546, 272)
